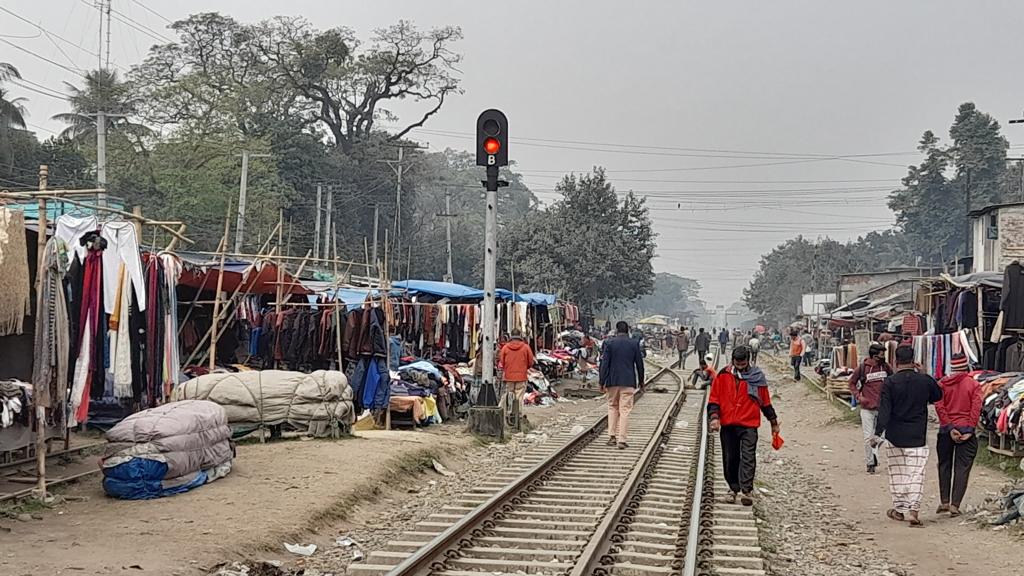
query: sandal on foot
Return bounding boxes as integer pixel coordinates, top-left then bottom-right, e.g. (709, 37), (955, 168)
(886, 509), (905, 522)
(740, 492), (754, 507)
(949, 505), (962, 518)
(617, 442), (629, 450)
(725, 492), (737, 504)
(936, 504), (950, 514)
(606, 437), (617, 446)
(908, 517), (923, 527)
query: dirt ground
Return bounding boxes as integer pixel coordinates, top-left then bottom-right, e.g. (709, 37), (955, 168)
(758, 355), (1023, 575)
(0, 391), (605, 576)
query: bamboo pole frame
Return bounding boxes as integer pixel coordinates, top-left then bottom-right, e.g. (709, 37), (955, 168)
(208, 201), (234, 370)
(33, 166), (48, 499)
(0, 190), (192, 245)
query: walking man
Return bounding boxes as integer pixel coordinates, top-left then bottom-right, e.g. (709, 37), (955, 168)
(789, 332), (805, 380)
(600, 321), (645, 450)
(935, 353), (982, 517)
(801, 330), (815, 366)
(870, 345), (942, 527)
(708, 346), (780, 506)
(695, 327), (711, 360)
(748, 334), (761, 365)
(498, 330), (535, 427)
(848, 344), (892, 474)
(718, 328), (730, 354)
(676, 328), (691, 368)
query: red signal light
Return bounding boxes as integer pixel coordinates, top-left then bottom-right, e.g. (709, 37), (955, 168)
(484, 137), (501, 155)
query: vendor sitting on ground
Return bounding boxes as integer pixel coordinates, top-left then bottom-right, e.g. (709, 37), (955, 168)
(691, 353), (717, 389)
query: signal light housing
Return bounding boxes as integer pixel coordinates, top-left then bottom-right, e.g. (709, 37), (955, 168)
(476, 109), (508, 167)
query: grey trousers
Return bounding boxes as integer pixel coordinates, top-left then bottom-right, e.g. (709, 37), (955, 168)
(860, 408), (879, 466)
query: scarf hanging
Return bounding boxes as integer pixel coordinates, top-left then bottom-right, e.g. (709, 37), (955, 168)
(31, 238), (70, 417)
(0, 207), (31, 336)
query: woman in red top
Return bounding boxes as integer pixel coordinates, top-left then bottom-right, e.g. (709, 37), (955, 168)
(934, 354), (982, 517)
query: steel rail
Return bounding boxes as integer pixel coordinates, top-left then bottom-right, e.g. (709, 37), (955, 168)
(0, 441), (105, 472)
(386, 358), (680, 576)
(0, 468), (101, 502)
(682, 390), (710, 576)
(567, 365), (685, 576)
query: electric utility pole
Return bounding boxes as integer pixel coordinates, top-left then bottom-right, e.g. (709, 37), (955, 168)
(314, 183), (323, 260)
(235, 151), (271, 253)
(437, 188), (456, 283)
(381, 142), (427, 279)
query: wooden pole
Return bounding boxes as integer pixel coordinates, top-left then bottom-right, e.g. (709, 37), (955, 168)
(131, 205), (143, 241)
(332, 224), (344, 371)
(208, 201), (233, 370)
(364, 237), (371, 277)
(34, 165), (49, 499)
(0, 191), (191, 245)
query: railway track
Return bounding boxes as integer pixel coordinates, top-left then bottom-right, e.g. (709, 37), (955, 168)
(351, 357), (766, 576)
(0, 441), (105, 503)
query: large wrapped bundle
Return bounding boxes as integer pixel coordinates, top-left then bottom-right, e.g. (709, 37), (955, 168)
(101, 399), (233, 500)
(171, 369), (354, 437)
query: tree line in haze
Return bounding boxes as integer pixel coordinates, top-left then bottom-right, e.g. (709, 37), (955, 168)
(745, 102), (1021, 324)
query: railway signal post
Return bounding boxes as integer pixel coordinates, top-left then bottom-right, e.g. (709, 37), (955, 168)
(469, 108), (510, 438)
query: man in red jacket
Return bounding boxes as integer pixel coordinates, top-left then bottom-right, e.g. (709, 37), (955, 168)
(499, 331), (536, 426)
(708, 346), (780, 506)
(849, 344), (892, 474)
(934, 353), (982, 517)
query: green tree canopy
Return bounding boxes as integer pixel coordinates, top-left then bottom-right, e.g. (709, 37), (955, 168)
(498, 168), (657, 310)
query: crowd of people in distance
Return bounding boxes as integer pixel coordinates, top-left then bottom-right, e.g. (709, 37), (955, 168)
(595, 319), (983, 527)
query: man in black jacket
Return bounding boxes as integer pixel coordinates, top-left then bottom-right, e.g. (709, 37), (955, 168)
(870, 345), (942, 527)
(695, 328), (711, 359)
(600, 321), (646, 450)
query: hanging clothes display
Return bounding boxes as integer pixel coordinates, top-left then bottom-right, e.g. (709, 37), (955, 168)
(100, 221), (146, 314)
(68, 232), (106, 427)
(1002, 261), (1024, 330)
(0, 207), (31, 336)
(55, 214), (99, 264)
(31, 238), (70, 422)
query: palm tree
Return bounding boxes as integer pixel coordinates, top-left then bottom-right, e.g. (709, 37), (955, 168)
(0, 63), (28, 174)
(52, 68), (149, 142)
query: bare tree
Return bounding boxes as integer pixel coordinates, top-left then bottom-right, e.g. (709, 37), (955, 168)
(261, 19), (463, 154)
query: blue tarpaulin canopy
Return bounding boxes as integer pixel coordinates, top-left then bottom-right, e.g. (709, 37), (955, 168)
(304, 286), (380, 310)
(392, 280), (556, 305)
(392, 280), (484, 300)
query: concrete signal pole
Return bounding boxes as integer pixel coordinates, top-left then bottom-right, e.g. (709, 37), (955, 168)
(470, 109), (509, 438)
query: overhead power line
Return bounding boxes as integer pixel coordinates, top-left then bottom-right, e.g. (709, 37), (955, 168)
(0, 38), (86, 76)
(129, 0), (173, 24)
(0, 6), (100, 58)
(412, 127), (919, 162)
(9, 78), (69, 101)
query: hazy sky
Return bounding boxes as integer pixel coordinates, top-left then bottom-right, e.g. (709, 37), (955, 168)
(4, 0), (1024, 306)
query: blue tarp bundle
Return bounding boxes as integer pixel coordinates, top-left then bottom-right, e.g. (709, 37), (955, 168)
(103, 460), (208, 500)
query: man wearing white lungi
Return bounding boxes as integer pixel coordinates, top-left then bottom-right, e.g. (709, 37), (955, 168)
(870, 345), (942, 527)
